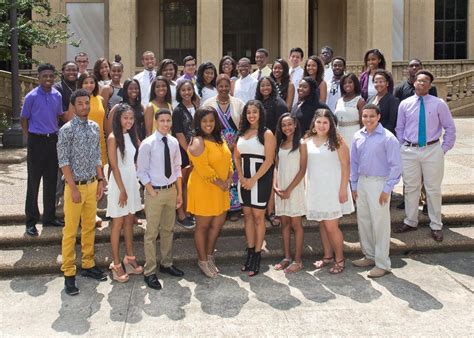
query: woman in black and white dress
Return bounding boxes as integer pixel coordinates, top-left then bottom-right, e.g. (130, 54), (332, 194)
(235, 100), (276, 277)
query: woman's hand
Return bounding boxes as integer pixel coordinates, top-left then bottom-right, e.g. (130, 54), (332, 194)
(339, 187), (348, 204)
(118, 189), (128, 208)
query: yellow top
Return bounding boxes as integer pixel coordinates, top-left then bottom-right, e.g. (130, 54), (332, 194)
(88, 95), (107, 165)
(150, 101), (173, 133)
(187, 139), (233, 216)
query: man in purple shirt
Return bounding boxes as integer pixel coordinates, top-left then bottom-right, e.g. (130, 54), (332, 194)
(350, 104), (402, 278)
(176, 55), (196, 85)
(395, 70), (456, 242)
(20, 63), (70, 236)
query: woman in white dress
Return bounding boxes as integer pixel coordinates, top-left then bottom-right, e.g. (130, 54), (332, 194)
(107, 103), (143, 282)
(305, 109), (354, 274)
(273, 113), (307, 273)
(334, 73), (365, 146)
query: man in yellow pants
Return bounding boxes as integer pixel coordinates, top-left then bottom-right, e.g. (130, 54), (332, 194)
(57, 89), (106, 295)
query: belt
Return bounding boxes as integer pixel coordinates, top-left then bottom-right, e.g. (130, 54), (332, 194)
(338, 120), (360, 127)
(74, 176), (97, 185)
(152, 182), (175, 190)
(405, 139), (439, 147)
(29, 132), (57, 138)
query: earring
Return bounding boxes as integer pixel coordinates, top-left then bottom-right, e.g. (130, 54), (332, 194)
(312, 128), (317, 133)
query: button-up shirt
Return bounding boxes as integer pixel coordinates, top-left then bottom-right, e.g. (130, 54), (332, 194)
(251, 66), (272, 80)
(57, 115), (101, 181)
(137, 131), (182, 186)
(395, 94), (456, 153)
(134, 69), (156, 107)
(20, 86), (63, 134)
(326, 78), (342, 112)
(350, 123), (402, 193)
(233, 75), (258, 104)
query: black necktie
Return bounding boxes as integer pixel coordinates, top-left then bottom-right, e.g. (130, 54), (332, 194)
(162, 136), (171, 178)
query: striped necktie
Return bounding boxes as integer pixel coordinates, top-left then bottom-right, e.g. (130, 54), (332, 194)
(149, 71), (154, 84)
(418, 96), (426, 147)
(257, 70), (262, 80)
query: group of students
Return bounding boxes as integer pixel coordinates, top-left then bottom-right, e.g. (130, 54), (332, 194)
(19, 45), (456, 296)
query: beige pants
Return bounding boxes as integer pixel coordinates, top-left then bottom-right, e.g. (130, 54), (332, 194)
(401, 143), (444, 230)
(356, 176), (391, 271)
(143, 187), (177, 276)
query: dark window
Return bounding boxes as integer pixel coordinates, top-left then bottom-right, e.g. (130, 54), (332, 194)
(434, 0), (468, 59)
(162, 0), (196, 63)
(223, 0), (263, 61)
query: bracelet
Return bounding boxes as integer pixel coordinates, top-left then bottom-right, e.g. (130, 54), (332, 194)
(97, 178), (104, 182)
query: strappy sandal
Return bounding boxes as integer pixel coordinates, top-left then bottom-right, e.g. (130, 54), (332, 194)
(123, 256), (144, 275)
(313, 257), (334, 269)
(284, 261), (303, 273)
(109, 262), (129, 283)
(329, 259), (345, 274)
(265, 213), (280, 227)
(274, 258), (291, 270)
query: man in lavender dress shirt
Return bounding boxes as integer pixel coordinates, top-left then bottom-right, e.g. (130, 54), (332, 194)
(350, 104), (402, 278)
(395, 70), (456, 242)
(176, 55), (196, 85)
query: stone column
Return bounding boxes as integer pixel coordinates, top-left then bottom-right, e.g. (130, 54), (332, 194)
(197, 0), (222, 65)
(404, 0), (435, 61)
(109, 0), (137, 77)
(262, 0), (280, 59)
(280, 0), (308, 59)
(346, 0), (393, 70)
(468, 0), (474, 60)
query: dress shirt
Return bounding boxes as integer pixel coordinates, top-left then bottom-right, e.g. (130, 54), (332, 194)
(251, 66), (272, 80)
(326, 78), (342, 112)
(394, 80), (438, 101)
(350, 123), (402, 193)
(289, 66), (304, 90)
(137, 131), (182, 186)
(21, 86), (63, 134)
(233, 75), (258, 103)
(395, 94), (456, 153)
(176, 74), (196, 85)
(57, 115), (102, 181)
(324, 63), (334, 83)
(134, 69), (156, 107)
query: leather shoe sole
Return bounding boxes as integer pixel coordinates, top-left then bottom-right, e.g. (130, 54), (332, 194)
(394, 224), (417, 233)
(431, 230), (443, 242)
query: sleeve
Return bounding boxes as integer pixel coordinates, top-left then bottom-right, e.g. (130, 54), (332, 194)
(349, 137), (360, 191)
(57, 127), (71, 168)
(172, 107), (185, 134)
(20, 93), (33, 119)
(383, 136), (402, 193)
(136, 142), (152, 185)
(188, 146), (219, 182)
(93, 124), (102, 166)
(430, 86), (438, 97)
(173, 139), (182, 178)
(387, 96), (400, 136)
(394, 84), (403, 101)
(437, 99), (456, 153)
(395, 102), (406, 144)
(56, 93), (64, 116)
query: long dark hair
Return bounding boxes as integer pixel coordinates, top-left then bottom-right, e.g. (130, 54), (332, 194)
(196, 62), (217, 97)
(255, 76), (278, 102)
(305, 109), (340, 151)
(192, 106), (223, 144)
(218, 56), (237, 78)
(300, 76), (319, 103)
(93, 57), (110, 82)
(238, 100), (267, 145)
(122, 78), (142, 107)
(303, 55), (325, 86)
(149, 76), (172, 104)
(112, 103), (138, 159)
(363, 48), (386, 70)
(275, 113), (301, 153)
(77, 72), (99, 96)
(270, 58), (290, 85)
(176, 79), (198, 103)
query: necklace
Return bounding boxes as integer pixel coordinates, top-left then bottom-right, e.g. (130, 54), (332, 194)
(217, 97), (229, 105)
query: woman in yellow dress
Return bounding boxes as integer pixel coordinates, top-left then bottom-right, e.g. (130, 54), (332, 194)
(187, 106), (233, 278)
(144, 76), (173, 136)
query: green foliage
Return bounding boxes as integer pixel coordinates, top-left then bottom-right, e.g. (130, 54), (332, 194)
(0, 0), (75, 65)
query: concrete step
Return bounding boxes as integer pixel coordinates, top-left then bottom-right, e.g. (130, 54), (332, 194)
(1, 203), (473, 249)
(0, 225), (472, 277)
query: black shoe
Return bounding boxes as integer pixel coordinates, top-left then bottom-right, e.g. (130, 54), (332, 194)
(248, 251), (261, 277)
(241, 247), (255, 272)
(159, 265), (184, 277)
(144, 274), (162, 290)
(26, 224), (39, 237)
(176, 217), (195, 229)
(422, 205), (428, 215)
(81, 266), (108, 281)
(396, 201), (405, 210)
(64, 276), (80, 296)
(43, 218), (64, 227)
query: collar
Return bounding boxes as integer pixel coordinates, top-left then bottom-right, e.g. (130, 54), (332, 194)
(71, 115), (89, 126)
(154, 130), (169, 140)
(37, 86), (55, 95)
(361, 123), (384, 135)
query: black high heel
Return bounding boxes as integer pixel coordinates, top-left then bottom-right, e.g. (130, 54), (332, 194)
(248, 251), (261, 277)
(241, 247), (255, 272)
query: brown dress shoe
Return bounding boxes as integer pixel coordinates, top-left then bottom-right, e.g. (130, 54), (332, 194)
(431, 230), (443, 242)
(394, 223), (417, 233)
(368, 267), (389, 278)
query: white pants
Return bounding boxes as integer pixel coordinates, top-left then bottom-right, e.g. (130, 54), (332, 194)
(356, 176), (391, 271)
(401, 143), (444, 230)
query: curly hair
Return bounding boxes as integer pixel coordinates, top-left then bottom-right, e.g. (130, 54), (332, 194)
(305, 109), (340, 151)
(192, 106), (223, 144)
(238, 100), (267, 146)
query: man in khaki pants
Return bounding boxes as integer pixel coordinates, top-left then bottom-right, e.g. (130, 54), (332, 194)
(395, 70), (456, 242)
(137, 109), (184, 290)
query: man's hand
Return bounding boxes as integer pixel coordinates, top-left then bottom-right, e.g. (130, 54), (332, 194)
(71, 187), (81, 204)
(176, 193), (183, 209)
(379, 191), (390, 206)
(96, 181), (104, 201)
(351, 191), (358, 201)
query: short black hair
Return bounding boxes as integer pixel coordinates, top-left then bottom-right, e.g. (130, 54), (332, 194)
(70, 89), (89, 105)
(37, 63), (56, 74)
(289, 47), (304, 59)
(416, 70), (434, 83)
(61, 60), (78, 72)
(320, 46), (334, 55)
(332, 56), (346, 67)
(256, 48), (269, 57)
(183, 55), (196, 66)
(154, 108), (172, 120)
(409, 58), (423, 67)
(363, 103), (381, 115)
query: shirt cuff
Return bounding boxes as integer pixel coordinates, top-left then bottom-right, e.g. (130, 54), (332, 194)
(383, 184), (394, 194)
(58, 160), (69, 168)
(350, 181), (357, 191)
